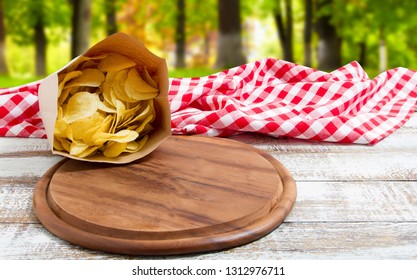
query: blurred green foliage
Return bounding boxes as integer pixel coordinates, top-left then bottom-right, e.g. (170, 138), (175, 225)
(331, 0), (417, 71)
(1, 0), (417, 85)
(4, 0), (70, 45)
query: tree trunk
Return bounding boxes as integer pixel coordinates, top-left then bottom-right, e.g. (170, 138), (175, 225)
(315, 0), (341, 71)
(378, 27), (387, 72)
(204, 32), (210, 65)
(105, 0), (117, 36)
(358, 41), (366, 67)
(0, 0), (8, 75)
(175, 0), (186, 68)
(303, 0), (312, 67)
(34, 16), (46, 76)
(274, 0), (293, 62)
(71, 0), (91, 58)
(215, 0), (246, 69)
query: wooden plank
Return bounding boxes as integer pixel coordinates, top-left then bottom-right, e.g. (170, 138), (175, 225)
(273, 151), (416, 181)
(1, 137), (416, 181)
(0, 138), (60, 181)
(231, 130), (417, 155)
(1, 222), (416, 259)
(0, 184), (37, 223)
(0, 157), (62, 179)
(0, 137), (50, 154)
(0, 223), (116, 260)
(287, 181), (417, 222)
(230, 130), (417, 181)
(2, 181), (416, 224)
(2, 127), (416, 158)
(239, 222), (417, 260)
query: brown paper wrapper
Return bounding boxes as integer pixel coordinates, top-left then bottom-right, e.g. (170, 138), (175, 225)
(38, 33), (171, 164)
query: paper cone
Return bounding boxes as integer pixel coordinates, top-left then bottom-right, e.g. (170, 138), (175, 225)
(38, 33), (171, 164)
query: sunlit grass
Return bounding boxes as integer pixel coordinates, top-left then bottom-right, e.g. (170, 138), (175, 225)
(0, 75), (41, 88)
(168, 67), (221, 78)
(1, 66), (386, 89)
(0, 67), (223, 88)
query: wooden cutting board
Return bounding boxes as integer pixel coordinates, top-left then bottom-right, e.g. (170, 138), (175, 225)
(33, 135), (297, 255)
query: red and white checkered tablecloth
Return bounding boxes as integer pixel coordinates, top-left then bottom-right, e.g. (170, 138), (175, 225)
(0, 82), (45, 138)
(169, 59), (417, 144)
(1, 58), (417, 144)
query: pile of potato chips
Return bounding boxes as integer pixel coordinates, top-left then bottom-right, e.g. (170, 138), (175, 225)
(53, 53), (159, 158)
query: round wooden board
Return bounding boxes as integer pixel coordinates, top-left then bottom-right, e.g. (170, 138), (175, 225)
(33, 136), (297, 255)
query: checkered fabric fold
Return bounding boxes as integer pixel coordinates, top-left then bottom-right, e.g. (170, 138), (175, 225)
(0, 82), (46, 138)
(1, 58), (417, 144)
(169, 58), (417, 144)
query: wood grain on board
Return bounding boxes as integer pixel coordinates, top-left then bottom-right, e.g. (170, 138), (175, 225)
(33, 136), (296, 255)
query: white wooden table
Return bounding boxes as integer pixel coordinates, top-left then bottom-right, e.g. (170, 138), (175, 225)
(1, 112), (416, 260)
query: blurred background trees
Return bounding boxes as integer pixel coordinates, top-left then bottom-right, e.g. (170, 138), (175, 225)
(0, 0), (7, 74)
(216, 0), (246, 68)
(1, 0), (417, 86)
(71, 0), (92, 58)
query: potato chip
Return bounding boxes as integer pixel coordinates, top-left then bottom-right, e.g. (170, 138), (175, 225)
(142, 66), (158, 88)
(92, 129), (139, 146)
(54, 118), (73, 140)
(110, 100), (126, 132)
(64, 68), (105, 88)
(57, 71), (83, 104)
(114, 102), (143, 129)
(63, 92), (99, 123)
(69, 141), (90, 156)
(98, 53), (136, 72)
(129, 100), (155, 124)
(76, 145), (101, 158)
(79, 59), (98, 70)
(58, 88), (72, 105)
(102, 86), (117, 107)
(103, 141), (128, 158)
(137, 123), (154, 135)
(134, 114), (155, 135)
(58, 137), (72, 152)
(98, 99), (116, 113)
(125, 68), (158, 100)
(83, 115), (113, 145)
(65, 54), (108, 72)
(53, 138), (65, 151)
(112, 70), (138, 103)
(54, 137), (72, 152)
(126, 135), (148, 153)
(54, 52), (159, 159)
(58, 71), (83, 94)
(70, 112), (105, 140)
